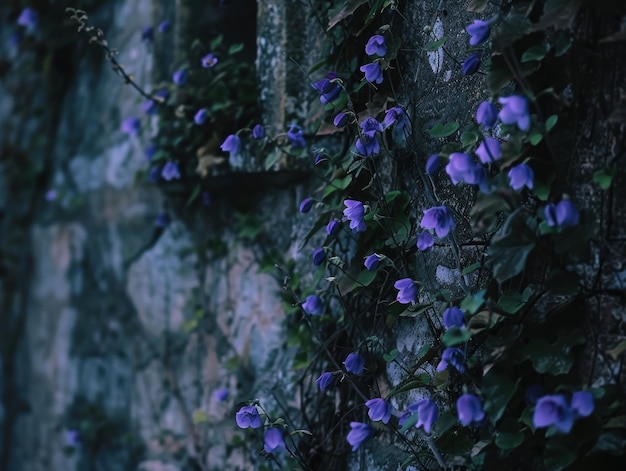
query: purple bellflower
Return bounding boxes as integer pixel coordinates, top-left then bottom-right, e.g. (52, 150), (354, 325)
(312, 247), (326, 266)
(201, 53), (218, 68)
(172, 69), (188, 85)
(365, 398), (392, 424)
(326, 219), (341, 236)
(360, 117), (383, 136)
(462, 52), (481, 76)
(356, 135), (380, 156)
(365, 35), (387, 56)
(417, 232), (435, 251)
(442, 307), (465, 329)
(334, 112), (349, 128)
(235, 405), (262, 429)
(344, 352), (365, 375)
(213, 388), (229, 402)
(158, 20), (171, 33)
(426, 154), (441, 175)
(347, 422), (372, 451)
(420, 206), (455, 238)
(299, 197), (314, 213)
(161, 161), (181, 181)
(154, 213), (171, 228)
(508, 163), (535, 190)
(437, 347), (466, 373)
(252, 124), (265, 139)
(121, 117), (141, 136)
(572, 391), (594, 418)
(364, 253), (383, 270)
(194, 109), (209, 125)
(498, 95), (531, 131)
(457, 394), (485, 426)
(533, 395), (574, 433)
(65, 430), (81, 447)
(475, 137), (501, 163)
(343, 200), (367, 232)
(264, 428), (286, 454)
(466, 20), (490, 46)
(544, 199), (579, 228)
(476, 101), (498, 128)
(394, 278), (418, 304)
(315, 372), (335, 391)
(360, 62), (383, 84)
(407, 398), (439, 434)
(220, 134), (241, 155)
(287, 124), (306, 147)
(141, 26), (154, 42)
(302, 295), (323, 316)
(17, 8), (38, 32)
(383, 107), (410, 130)
(446, 152), (487, 189)
(313, 73), (341, 104)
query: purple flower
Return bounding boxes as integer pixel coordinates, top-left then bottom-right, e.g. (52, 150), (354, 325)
(498, 95), (531, 131)
(360, 117), (383, 137)
(141, 26), (154, 42)
(544, 200), (579, 228)
(17, 8), (38, 32)
(264, 428), (286, 454)
(65, 430), (81, 447)
(149, 167), (160, 182)
(201, 53), (218, 68)
(145, 145), (157, 162)
(334, 112), (349, 128)
(462, 52), (481, 76)
(457, 394), (485, 426)
(45, 189), (58, 202)
(383, 107), (409, 130)
(154, 212), (171, 228)
(533, 395), (574, 433)
(213, 388), (229, 402)
(394, 278), (418, 304)
(365, 398), (392, 424)
(220, 134), (241, 155)
(158, 20), (172, 33)
(364, 253), (383, 270)
(508, 163), (534, 190)
(356, 135), (380, 156)
(287, 124), (306, 147)
(235, 405), (262, 429)
(407, 398), (438, 434)
(347, 422), (372, 451)
(161, 161), (181, 181)
(466, 20), (490, 46)
(360, 62), (383, 84)
(302, 295), (323, 315)
(445, 152), (486, 188)
(420, 206), (455, 238)
(571, 391), (594, 417)
(312, 247), (326, 266)
(343, 200), (367, 233)
(476, 101), (498, 128)
(443, 307), (464, 329)
(475, 137), (501, 163)
(314, 153), (325, 165)
(417, 232), (435, 251)
(437, 347), (466, 374)
(326, 219), (341, 236)
(172, 69), (188, 85)
(343, 352), (365, 375)
(141, 99), (158, 115)
(315, 372), (335, 391)
(194, 109), (209, 125)
(299, 197), (314, 213)
(121, 117), (141, 136)
(425, 154), (441, 175)
(313, 73), (341, 104)
(252, 124), (265, 139)
(365, 35), (387, 56)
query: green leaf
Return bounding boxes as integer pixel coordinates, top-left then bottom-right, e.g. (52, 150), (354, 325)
(607, 340), (626, 360)
(495, 431), (524, 449)
(522, 339), (574, 375)
(521, 44), (549, 63)
(462, 262), (481, 275)
(544, 443), (577, 471)
(388, 374), (431, 399)
(545, 115), (558, 132)
(192, 409), (208, 425)
(383, 348), (399, 362)
(497, 290), (526, 314)
(433, 410), (458, 435)
(529, 131), (543, 145)
(593, 166), (616, 190)
(263, 151), (280, 171)
(441, 327), (471, 346)
(482, 369), (518, 423)
(228, 43), (244, 55)
(461, 131), (479, 147)
(460, 290), (486, 315)
(424, 37), (447, 51)
(487, 208), (537, 283)
(323, 174), (353, 198)
(428, 121), (459, 138)
(327, 0), (368, 29)
(399, 302), (432, 318)
(399, 412), (419, 433)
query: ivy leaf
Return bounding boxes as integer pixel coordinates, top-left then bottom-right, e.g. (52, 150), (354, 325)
(482, 369), (519, 423)
(441, 327), (471, 346)
(383, 348), (399, 362)
(593, 166), (616, 190)
(522, 339), (574, 375)
(460, 290), (486, 315)
(521, 44), (550, 62)
(487, 208), (537, 283)
(228, 43), (244, 55)
(545, 114), (558, 132)
(495, 431), (525, 449)
(424, 37), (447, 51)
(428, 122), (459, 138)
(497, 290), (526, 314)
